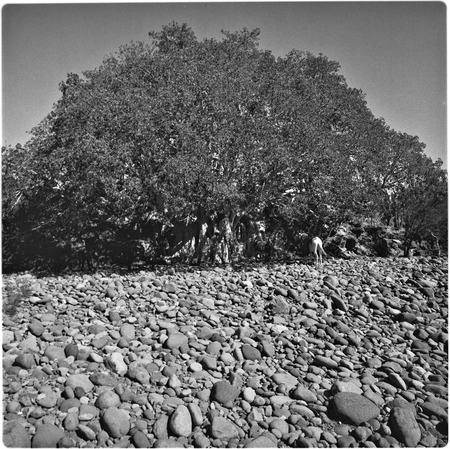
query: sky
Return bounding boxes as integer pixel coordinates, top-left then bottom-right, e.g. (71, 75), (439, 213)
(2, 1), (447, 165)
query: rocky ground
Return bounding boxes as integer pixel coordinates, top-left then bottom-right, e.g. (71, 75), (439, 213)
(2, 256), (448, 448)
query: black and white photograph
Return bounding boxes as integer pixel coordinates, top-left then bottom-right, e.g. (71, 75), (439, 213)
(2, 2), (448, 448)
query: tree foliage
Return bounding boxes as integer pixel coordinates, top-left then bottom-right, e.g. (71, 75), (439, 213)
(3, 22), (447, 271)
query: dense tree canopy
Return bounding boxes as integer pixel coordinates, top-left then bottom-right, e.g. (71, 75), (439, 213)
(2, 23), (447, 270)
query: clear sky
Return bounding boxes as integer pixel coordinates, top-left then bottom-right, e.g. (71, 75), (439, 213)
(2, 1), (447, 165)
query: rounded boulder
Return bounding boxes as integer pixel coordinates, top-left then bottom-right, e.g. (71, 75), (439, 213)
(31, 424), (65, 448)
(101, 407), (130, 438)
(168, 404), (192, 437)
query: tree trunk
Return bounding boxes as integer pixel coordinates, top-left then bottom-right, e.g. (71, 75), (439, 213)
(430, 232), (441, 257)
(403, 240), (412, 257)
(403, 223), (413, 257)
(191, 207), (208, 265)
(218, 214), (233, 263)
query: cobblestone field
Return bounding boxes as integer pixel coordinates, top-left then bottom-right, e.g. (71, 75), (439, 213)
(3, 256), (448, 447)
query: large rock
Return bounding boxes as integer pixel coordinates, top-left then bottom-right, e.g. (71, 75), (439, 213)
(63, 412), (79, 431)
(101, 407), (130, 438)
(292, 385), (317, 402)
(43, 345), (66, 361)
(259, 340), (275, 357)
(89, 372), (118, 387)
(331, 380), (363, 395)
(211, 381), (240, 406)
(388, 402), (421, 447)
(168, 405), (192, 437)
(28, 319), (45, 337)
(209, 416), (239, 440)
(64, 343), (79, 358)
(187, 402), (203, 427)
(244, 435), (278, 448)
(95, 390), (121, 409)
(241, 344), (262, 361)
(65, 374), (94, 393)
(165, 332), (189, 350)
(272, 372), (298, 392)
(271, 296), (290, 314)
(13, 353), (36, 369)
(105, 352), (128, 376)
(127, 362), (150, 384)
(120, 323), (136, 340)
(31, 424), (65, 448)
(132, 430), (152, 448)
(331, 392), (380, 425)
(153, 438), (185, 448)
(3, 421), (31, 448)
(153, 414), (169, 439)
(36, 385), (59, 408)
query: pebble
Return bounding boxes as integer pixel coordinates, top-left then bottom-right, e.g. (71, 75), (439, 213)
(2, 256), (447, 448)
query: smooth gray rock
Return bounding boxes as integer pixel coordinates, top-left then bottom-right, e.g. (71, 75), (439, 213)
(168, 405), (192, 437)
(65, 374), (94, 393)
(3, 421), (31, 448)
(244, 435), (278, 447)
(388, 404), (421, 447)
(127, 362), (150, 384)
(241, 344), (262, 361)
(209, 416), (239, 440)
(31, 424), (65, 448)
(95, 390), (121, 409)
(211, 381), (240, 406)
(101, 407), (130, 438)
(43, 344), (66, 361)
(165, 332), (188, 350)
(332, 392), (380, 425)
(104, 352), (128, 376)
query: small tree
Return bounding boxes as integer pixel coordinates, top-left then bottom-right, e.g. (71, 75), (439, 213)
(397, 156), (447, 256)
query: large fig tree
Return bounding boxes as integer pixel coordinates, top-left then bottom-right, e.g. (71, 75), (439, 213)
(3, 22), (446, 270)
